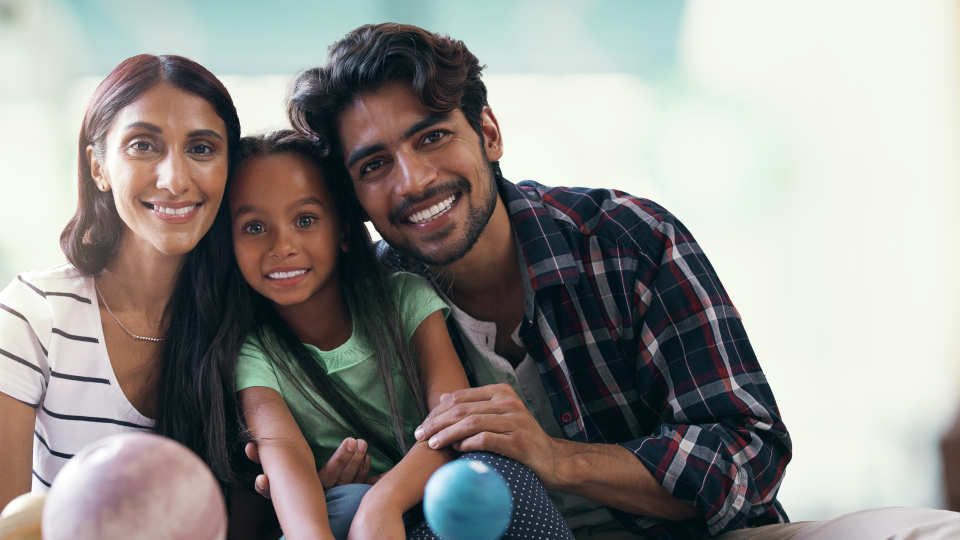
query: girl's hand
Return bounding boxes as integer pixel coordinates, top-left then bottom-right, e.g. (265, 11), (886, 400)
(246, 437), (371, 499)
(346, 501), (405, 540)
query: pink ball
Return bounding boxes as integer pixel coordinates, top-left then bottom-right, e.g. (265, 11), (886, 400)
(42, 433), (226, 540)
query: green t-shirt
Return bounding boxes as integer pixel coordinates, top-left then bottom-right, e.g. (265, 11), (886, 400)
(236, 272), (449, 475)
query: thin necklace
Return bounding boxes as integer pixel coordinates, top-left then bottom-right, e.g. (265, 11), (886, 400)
(94, 280), (164, 343)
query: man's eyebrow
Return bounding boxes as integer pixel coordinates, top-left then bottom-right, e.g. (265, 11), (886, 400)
(188, 129), (224, 142)
(125, 121), (162, 133)
(345, 112), (453, 170)
(347, 143), (386, 170)
(403, 112), (452, 140)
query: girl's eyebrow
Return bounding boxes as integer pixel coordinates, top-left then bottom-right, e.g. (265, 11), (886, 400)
(288, 196), (325, 210)
(233, 204), (262, 219)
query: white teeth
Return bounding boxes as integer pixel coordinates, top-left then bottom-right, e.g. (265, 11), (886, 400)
(153, 204), (197, 216)
(267, 269), (307, 280)
(407, 195), (456, 224)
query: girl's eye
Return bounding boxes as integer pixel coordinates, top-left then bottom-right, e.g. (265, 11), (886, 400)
(244, 223), (264, 235)
(296, 216), (315, 228)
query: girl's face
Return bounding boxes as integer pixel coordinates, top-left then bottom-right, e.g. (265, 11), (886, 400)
(229, 152), (348, 307)
(89, 82), (229, 257)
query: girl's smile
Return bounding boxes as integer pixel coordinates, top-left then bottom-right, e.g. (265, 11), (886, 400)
(229, 152), (347, 308)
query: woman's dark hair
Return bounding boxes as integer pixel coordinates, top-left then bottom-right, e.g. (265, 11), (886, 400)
(62, 54), (242, 273)
(58, 54), (248, 497)
(287, 23), (488, 160)
(232, 130), (428, 465)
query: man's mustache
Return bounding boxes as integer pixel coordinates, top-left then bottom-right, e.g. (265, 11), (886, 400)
(388, 177), (472, 225)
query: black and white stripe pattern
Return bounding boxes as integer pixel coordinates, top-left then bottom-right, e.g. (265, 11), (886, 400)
(0, 264), (154, 492)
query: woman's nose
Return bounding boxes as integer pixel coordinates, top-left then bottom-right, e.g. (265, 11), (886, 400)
(155, 152), (191, 195)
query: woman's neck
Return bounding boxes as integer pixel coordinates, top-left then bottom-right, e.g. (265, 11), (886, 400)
(98, 232), (187, 325)
(272, 276), (353, 352)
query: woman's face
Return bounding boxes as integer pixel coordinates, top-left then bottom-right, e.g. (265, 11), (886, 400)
(89, 82), (229, 257)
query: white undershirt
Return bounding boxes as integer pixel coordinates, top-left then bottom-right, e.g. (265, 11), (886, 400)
(445, 299), (614, 531)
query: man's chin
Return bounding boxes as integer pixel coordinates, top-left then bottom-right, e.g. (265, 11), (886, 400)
(393, 234), (481, 268)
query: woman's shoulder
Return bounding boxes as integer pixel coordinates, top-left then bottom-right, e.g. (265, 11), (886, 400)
(2, 262), (91, 308)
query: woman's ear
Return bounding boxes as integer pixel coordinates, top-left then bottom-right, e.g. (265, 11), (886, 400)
(341, 222), (350, 253)
(86, 145), (110, 192)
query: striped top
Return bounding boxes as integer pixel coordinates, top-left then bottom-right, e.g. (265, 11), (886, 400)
(0, 263), (153, 491)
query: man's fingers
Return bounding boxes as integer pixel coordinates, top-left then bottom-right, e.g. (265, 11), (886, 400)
(424, 412), (518, 450)
(254, 474), (271, 500)
(417, 396), (526, 442)
(452, 431), (517, 458)
(245, 441), (261, 465)
(423, 385), (506, 422)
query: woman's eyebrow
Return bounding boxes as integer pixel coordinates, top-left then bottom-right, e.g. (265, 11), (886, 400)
(188, 129), (224, 142)
(125, 121), (162, 133)
(122, 123), (224, 142)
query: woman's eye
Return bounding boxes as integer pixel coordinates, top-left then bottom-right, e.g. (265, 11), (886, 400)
(296, 216), (315, 228)
(130, 141), (153, 152)
(244, 223), (264, 235)
(189, 143), (214, 155)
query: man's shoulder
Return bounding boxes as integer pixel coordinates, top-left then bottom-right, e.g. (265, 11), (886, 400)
(510, 179), (673, 251)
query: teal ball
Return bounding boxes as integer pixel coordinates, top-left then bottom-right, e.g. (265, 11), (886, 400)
(424, 459), (513, 540)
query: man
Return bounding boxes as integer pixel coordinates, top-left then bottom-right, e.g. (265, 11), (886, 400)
(277, 23), (960, 539)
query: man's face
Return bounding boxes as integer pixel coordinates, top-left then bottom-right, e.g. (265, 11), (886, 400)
(337, 81), (503, 267)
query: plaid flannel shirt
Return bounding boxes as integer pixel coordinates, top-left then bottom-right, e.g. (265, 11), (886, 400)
(379, 177), (792, 539)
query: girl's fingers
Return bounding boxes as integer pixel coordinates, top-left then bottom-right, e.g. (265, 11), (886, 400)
(353, 454), (371, 484)
(254, 474), (271, 500)
(336, 439), (368, 486)
(244, 441), (261, 464)
(319, 437), (358, 488)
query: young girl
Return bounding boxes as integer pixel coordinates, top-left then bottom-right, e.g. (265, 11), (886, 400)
(228, 130), (469, 540)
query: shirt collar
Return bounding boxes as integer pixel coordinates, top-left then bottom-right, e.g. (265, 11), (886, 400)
(499, 176), (581, 294)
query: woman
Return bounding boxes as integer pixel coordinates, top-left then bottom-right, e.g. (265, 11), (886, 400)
(0, 54), (247, 511)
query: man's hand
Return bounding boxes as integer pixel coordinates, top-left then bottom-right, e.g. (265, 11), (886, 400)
(245, 437), (372, 499)
(413, 384), (564, 488)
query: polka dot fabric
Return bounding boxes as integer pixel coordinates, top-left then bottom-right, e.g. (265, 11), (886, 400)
(407, 452), (574, 540)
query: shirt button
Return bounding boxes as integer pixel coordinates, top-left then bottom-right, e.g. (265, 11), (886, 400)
(560, 412), (573, 424)
(507, 375), (516, 385)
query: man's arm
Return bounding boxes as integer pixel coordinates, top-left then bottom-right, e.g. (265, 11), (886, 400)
(416, 385), (701, 521)
(417, 211), (790, 535)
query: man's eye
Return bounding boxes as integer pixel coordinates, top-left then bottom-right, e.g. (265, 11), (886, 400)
(296, 216), (315, 228)
(424, 131), (445, 145)
(244, 223), (264, 235)
(362, 160), (384, 174)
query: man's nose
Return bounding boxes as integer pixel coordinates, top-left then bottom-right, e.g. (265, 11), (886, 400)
(394, 151), (438, 198)
(155, 151), (190, 196)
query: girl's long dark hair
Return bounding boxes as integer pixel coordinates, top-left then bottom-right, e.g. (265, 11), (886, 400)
(234, 131), (428, 465)
(59, 54), (248, 498)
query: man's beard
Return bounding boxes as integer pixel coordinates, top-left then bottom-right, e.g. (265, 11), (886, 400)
(386, 162), (499, 267)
